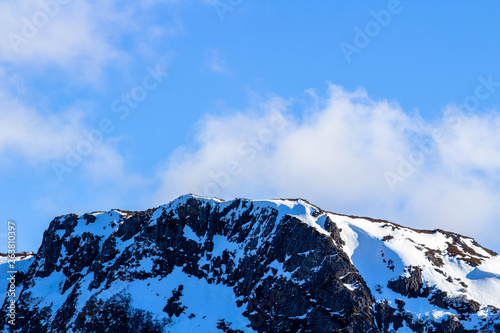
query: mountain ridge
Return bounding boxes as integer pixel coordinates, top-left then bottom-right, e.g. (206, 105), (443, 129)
(2, 194), (500, 332)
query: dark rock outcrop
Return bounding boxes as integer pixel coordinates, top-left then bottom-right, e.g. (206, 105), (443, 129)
(387, 266), (430, 298)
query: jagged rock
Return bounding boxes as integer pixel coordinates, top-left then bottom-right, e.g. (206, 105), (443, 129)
(387, 266), (430, 298)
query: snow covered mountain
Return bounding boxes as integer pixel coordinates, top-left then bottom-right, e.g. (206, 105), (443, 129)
(2, 195), (500, 332)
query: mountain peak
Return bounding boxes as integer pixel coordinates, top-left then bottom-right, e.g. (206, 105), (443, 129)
(2, 196), (499, 332)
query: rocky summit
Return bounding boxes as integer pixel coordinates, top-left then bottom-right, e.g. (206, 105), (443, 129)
(2, 194), (500, 332)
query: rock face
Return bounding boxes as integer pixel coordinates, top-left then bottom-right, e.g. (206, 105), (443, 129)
(1, 195), (500, 332)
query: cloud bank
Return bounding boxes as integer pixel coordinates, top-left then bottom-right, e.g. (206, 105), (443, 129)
(153, 85), (500, 247)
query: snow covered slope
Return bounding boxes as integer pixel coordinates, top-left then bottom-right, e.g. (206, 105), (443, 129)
(1, 195), (499, 332)
(331, 212), (500, 331)
(0, 252), (35, 290)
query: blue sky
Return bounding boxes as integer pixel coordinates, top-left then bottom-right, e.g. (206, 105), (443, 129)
(2, 0), (500, 252)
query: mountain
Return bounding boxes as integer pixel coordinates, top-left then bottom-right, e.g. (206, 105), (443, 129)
(2, 194), (500, 332)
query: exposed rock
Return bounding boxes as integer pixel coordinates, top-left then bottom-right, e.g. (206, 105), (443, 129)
(387, 266), (430, 298)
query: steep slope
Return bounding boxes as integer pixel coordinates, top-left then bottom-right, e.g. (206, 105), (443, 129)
(1, 195), (500, 332)
(333, 213), (500, 332)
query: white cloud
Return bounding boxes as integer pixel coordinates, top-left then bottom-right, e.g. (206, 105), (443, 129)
(152, 84), (500, 248)
(0, 0), (182, 83)
(154, 96), (291, 201)
(438, 111), (500, 174)
(0, 91), (84, 162)
(0, 87), (134, 184)
(0, 1), (116, 79)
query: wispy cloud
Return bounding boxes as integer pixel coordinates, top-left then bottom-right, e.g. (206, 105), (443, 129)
(0, 91), (85, 162)
(0, 1), (117, 82)
(0, 85), (148, 224)
(0, 0), (182, 83)
(0, 87), (132, 185)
